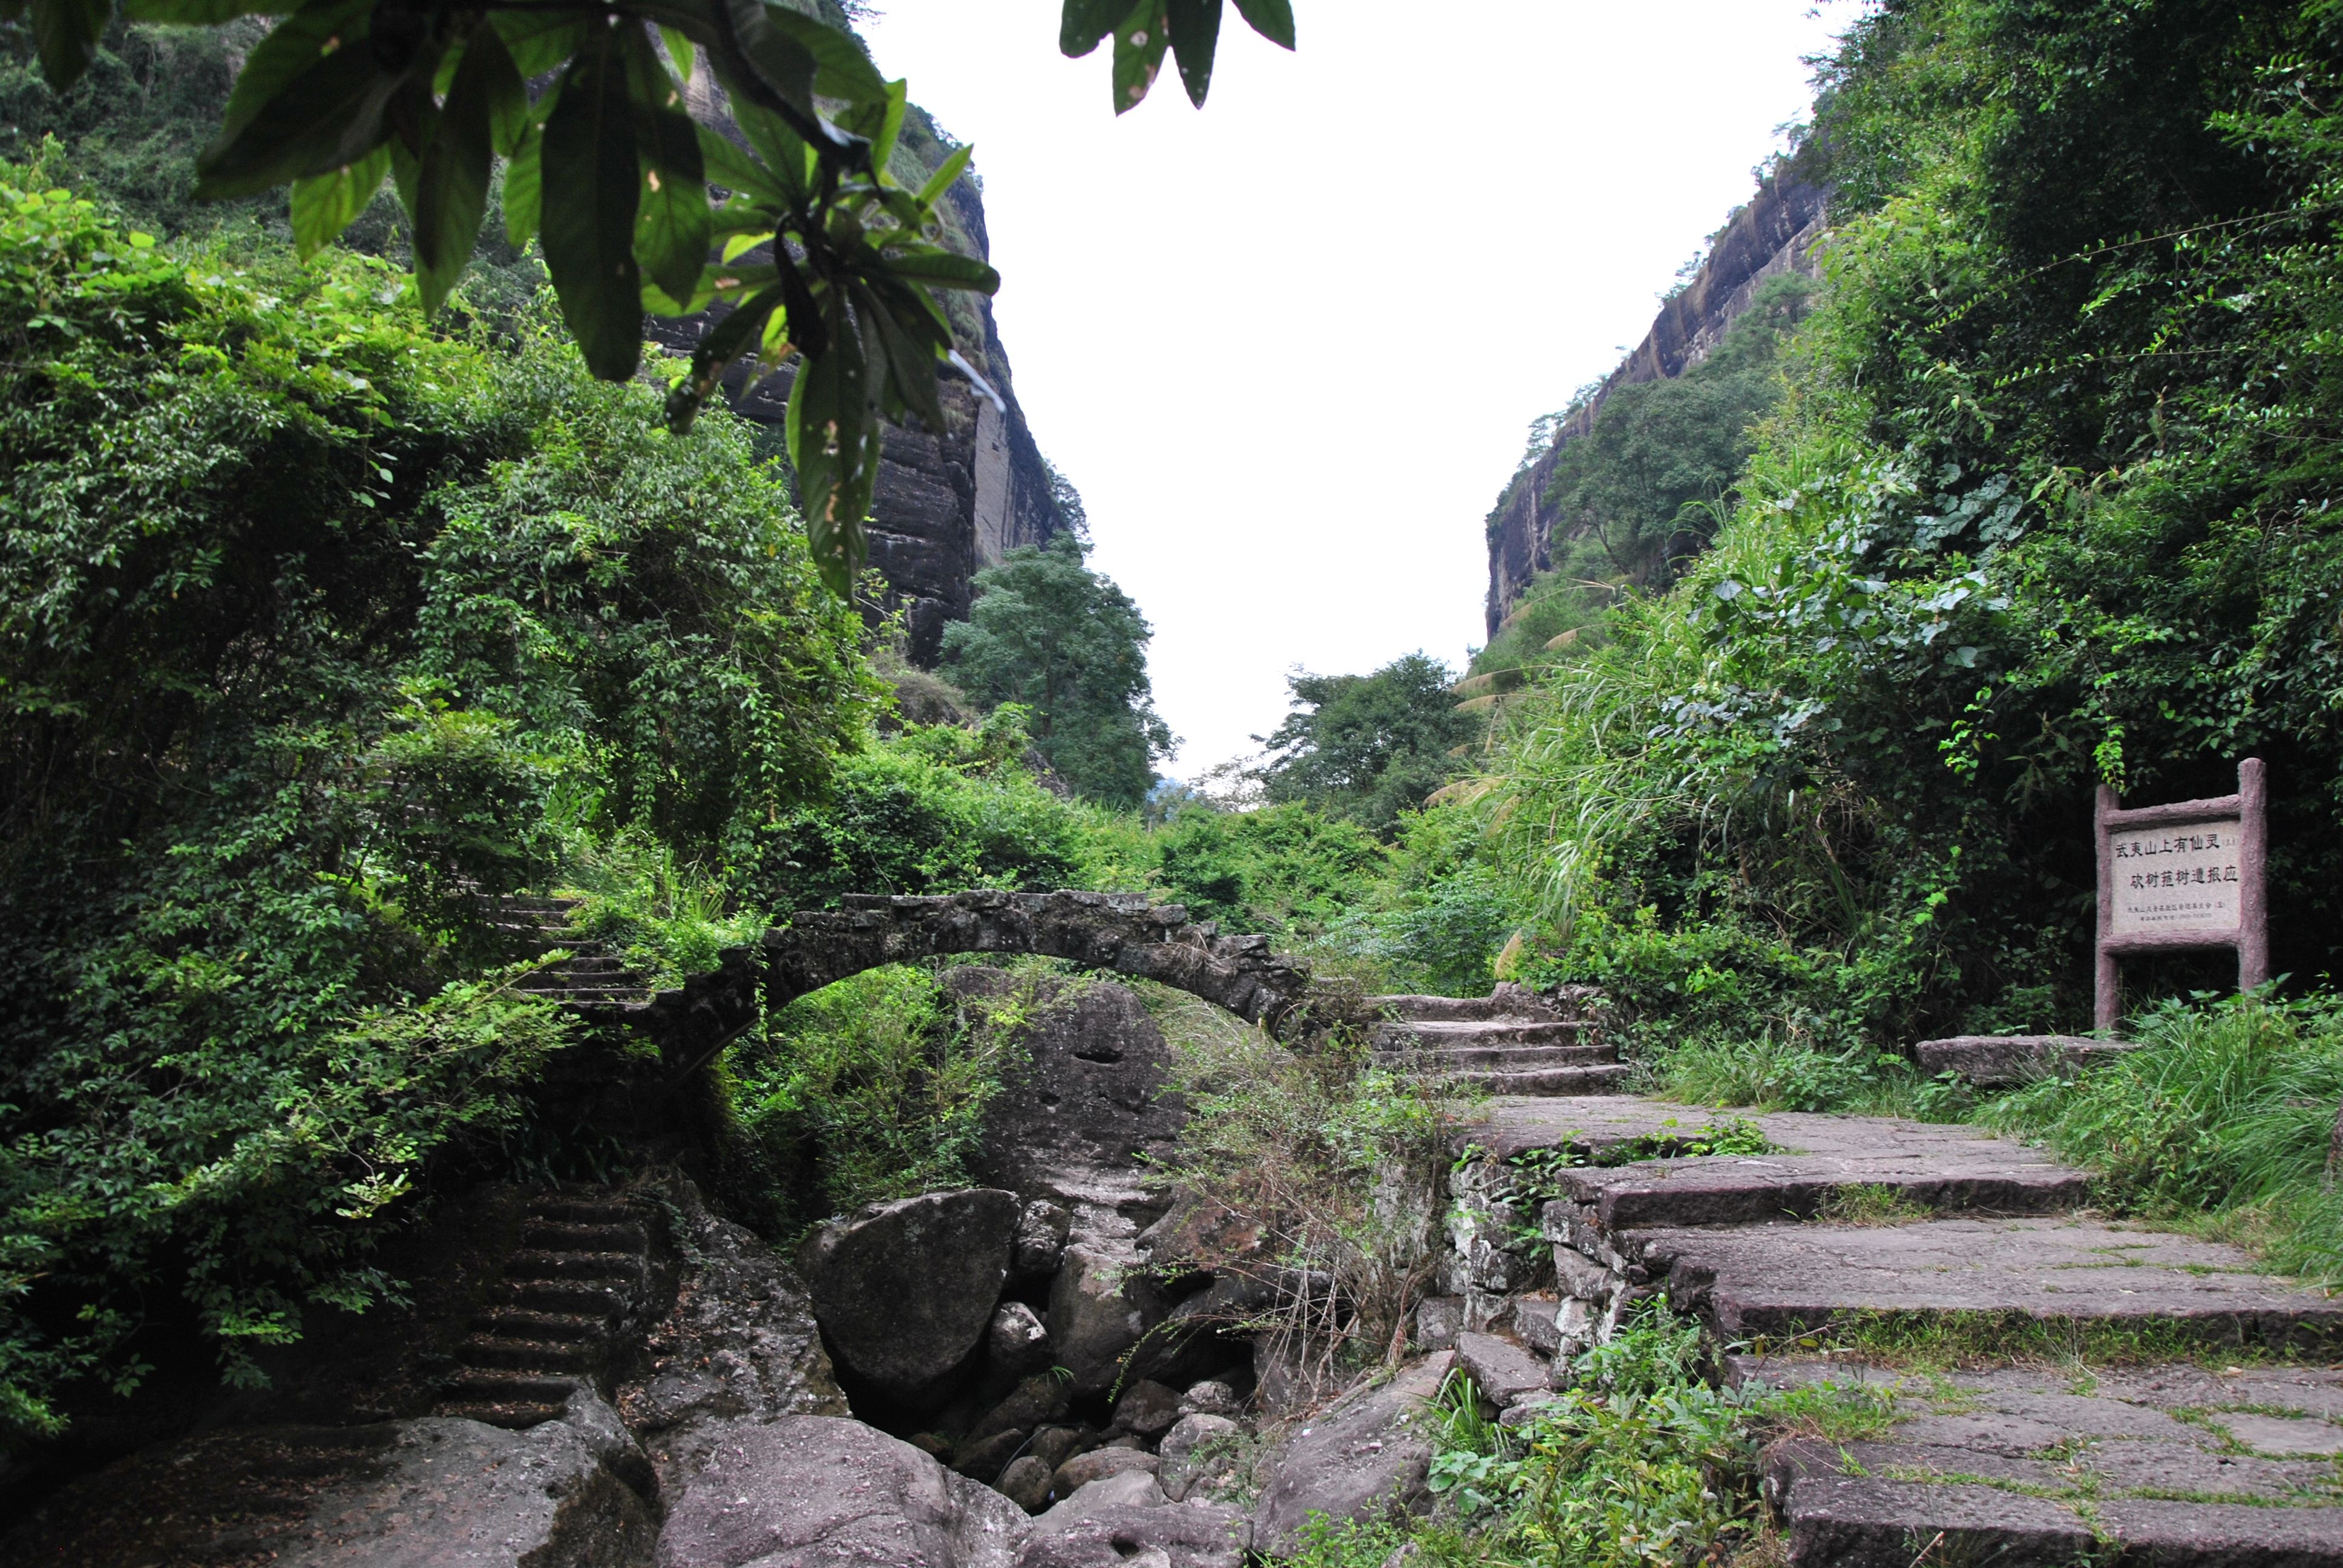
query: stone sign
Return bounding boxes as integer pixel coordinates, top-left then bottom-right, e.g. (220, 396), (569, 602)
(2108, 818), (2244, 936)
(2094, 759), (2267, 1031)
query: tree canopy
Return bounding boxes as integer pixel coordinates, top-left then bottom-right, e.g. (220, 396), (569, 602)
(940, 533), (1176, 809)
(1257, 653), (1477, 832)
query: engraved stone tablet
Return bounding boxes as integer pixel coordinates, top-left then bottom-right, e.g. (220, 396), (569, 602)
(2108, 817), (2244, 936)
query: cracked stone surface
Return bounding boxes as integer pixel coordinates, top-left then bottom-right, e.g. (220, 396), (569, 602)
(1741, 1358), (2343, 1566)
(1624, 1217), (2343, 1344)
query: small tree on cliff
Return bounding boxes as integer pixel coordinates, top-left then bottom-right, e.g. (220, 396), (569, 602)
(941, 534), (1175, 810)
(1257, 653), (1476, 832)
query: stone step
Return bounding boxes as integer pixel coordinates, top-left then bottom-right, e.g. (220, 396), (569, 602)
(1623, 1216), (2343, 1346)
(503, 1249), (648, 1286)
(1743, 1357), (2343, 1568)
(531, 1195), (640, 1227)
(454, 1336), (600, 1373)
(1373, 993), (1564, 1024)
(520, 1219), (647, 1253)
(1374, 1043), (1616, 1073)
(439, 1368), (583, 1406)
(498, 1278), (632, 1317)
(517, 983), (653, 1004)
(1453, 1063), (1634, 1097)
(1377, 1019), (1590, 1050)
(1538, 1124), (2090, 1238)
(433, 1398), (571, 1430)
(470, 1307), (608, 1342)
(1912, 1033), (2137, 1087)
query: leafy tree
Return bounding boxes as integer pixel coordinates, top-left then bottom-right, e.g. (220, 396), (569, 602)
(1257, 653), (1478, 832)
(0, 0), (1295, 597)
(1473, 0), (2343, 1049)
(0, 177), (870, 1436)
(940, 533), (1174, 809)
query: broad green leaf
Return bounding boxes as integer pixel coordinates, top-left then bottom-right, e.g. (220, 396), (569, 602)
(718, 0), (820, 124)
(503, 120), (542, 247)
(761, 3), (887, 104)
(413, 25), (505, 314)
(215, 0), (377, 145)
(1231, 0), (1293, 48)
(659, 24), (695, 83)
(730, 100), (814, 203)
(851, 276), (945, 434)
(288, 143), (388, 259)
(1110, 0), (1168, 115)
(787, 335), (876, 598)
(914, 142), (973, 207)
(1165, 0), (1221, 107)
(836, 80), (907, 175)
(490, 10), (587, 79)
(542, 30), (645, 381)
(1060, 0), (1122, 57)
(30, 0), (110, 89)
(720, 231), (770, 263)
(876, 250), (999, 293)
(198, 42), (405, 198)
(697, 122), (788, 204)
(623, 24), (711, 309)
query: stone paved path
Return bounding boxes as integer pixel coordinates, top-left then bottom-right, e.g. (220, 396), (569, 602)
(1444, 1094), (2343, 1566)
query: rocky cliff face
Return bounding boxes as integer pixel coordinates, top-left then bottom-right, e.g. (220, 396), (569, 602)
(1483, 171), (1829, 639)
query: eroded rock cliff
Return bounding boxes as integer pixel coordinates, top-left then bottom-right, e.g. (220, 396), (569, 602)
(1483, 171), (1829, 638)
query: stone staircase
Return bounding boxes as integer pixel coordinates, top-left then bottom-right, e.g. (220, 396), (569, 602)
(1443, 1096), (2343, 1566)
(485, 895), (654, 1013)
(1371, 983), (1627, 1096)
(433, 1187), (662, 1429)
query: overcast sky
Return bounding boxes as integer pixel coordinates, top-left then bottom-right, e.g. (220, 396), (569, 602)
(861, 1), (1851, 775)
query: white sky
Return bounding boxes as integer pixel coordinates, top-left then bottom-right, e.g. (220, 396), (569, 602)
(862, 1), (1851, 774)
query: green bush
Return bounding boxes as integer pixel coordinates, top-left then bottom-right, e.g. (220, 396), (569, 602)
(1979, 992), (2343, 1280)
(0, 168), (867, 1433)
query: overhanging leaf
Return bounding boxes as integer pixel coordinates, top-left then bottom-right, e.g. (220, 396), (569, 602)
(1165, 0), (1221, 107)
(1110, 0), (1169, 115)
(503, 120), (542, 247)
(541, 28), (644, 380)
(289, 144), (388, 259)
(413, 24), (506, 315)
(1060, 0), (1123, 57)
(623, 23), (711, 309)
(29, 0), (111, 90)
(1231, 0), (1293, 48)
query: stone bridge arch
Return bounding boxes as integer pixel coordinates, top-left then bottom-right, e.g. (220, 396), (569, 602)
(646, 890), (1311, 1079)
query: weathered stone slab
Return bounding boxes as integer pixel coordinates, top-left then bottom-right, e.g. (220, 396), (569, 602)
(1049, 1243), (1169, 1396)
(1632, 1218), (2343, 1345)
(2, 1406), (656, 1568)
(1743, 1359), (2343, 1566)
(1249, 1351), (1453, 1558)
(653, 1414), (1029, 1568)
(1454, 1331), (1550, 1408)
(1913, 1033), (2135, 1086)
(1017, 1500), (1249, 1568)
(1538, 1125), (2088, 1234)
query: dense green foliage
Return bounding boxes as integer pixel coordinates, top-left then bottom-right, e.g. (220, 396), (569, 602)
(942, 532), (1175, 808)
(1473, 0), (2343, 1063)
(0, 172), (871, 1434)
(1258, 653), (1480, 831)
(1981, 993), (2343, 1279)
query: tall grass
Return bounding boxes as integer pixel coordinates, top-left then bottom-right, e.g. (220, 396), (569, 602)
(1978, 993), (2343, 1281)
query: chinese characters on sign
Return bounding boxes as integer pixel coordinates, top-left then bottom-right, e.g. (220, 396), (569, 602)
(2094, 759), (2267, 1032)
(2107, 820), (2244, 936)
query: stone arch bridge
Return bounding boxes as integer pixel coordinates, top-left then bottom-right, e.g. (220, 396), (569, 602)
(535, 889), (1314, 1080)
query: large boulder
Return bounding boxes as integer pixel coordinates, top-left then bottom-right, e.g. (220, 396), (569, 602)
(654, 1414), (1030, 1568)
(955, 971), (1187, 1246)
(1250, 1351), (1455, 1558)
(796, 1187), (1022, 1398)
(1017, 1498), (1250, 1568)
(617, 1187), (847, 1491)
(0, 1400), (655, 1567)
(1048, 1243), (1170, 1397)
